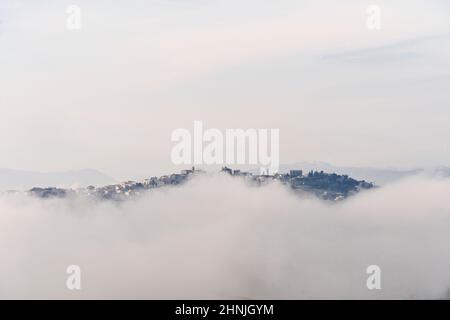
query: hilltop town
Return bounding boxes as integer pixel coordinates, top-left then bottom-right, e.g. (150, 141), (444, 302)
(16, 167), (374, 202)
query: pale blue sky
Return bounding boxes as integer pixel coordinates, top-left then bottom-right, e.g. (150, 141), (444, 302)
(1, 0), (449, 179)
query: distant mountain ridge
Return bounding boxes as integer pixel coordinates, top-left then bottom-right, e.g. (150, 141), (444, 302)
(1, 163), (449, 191)
(0, 168), (116, 190)
(21, 167), (374, 202)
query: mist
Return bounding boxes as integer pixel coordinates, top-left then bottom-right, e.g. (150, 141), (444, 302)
(1, 174), (449, 299)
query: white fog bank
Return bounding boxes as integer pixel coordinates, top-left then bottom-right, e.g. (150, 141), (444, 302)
(1, 175), (450, 299)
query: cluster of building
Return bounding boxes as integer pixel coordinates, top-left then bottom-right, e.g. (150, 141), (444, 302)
(24, 166), (374, 202)
(28, 167), (202, 201)
(220, 167), (374, 200)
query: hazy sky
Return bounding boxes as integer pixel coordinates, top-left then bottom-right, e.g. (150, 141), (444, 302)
(1, 0), (450, 180)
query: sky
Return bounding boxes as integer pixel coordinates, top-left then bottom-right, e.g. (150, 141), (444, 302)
(1, 0), (450, 180)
